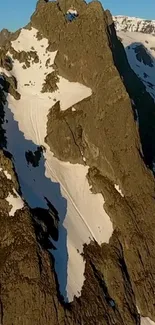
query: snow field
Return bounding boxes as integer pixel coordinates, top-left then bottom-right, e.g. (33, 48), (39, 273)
(1, 27), (113, 301)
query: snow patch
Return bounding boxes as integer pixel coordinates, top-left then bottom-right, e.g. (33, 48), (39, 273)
(6, 189), (24, 216)
(141, 317), (155, 325)
(58, 78), (92, 111)
(0, 167), (12, 180)
(11, 28), (49, 54)
(135, 109), (139, 125)
(137, 305), (155, 325)
(4, 170), (12, 180)
(9, 27), (92, 111)
(131, 99), (135, 106)
(114, 184), (124, 197)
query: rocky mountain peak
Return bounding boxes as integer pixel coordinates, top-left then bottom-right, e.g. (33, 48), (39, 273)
(0, 1), (155, 325)
(0, 28), (11, 46)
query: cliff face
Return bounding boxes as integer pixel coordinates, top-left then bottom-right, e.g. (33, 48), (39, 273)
(1, 1), (155, 324)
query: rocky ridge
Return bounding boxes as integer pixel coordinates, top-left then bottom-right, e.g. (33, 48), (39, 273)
(0, 1), (155, 325)
(114, 15), (155, 35)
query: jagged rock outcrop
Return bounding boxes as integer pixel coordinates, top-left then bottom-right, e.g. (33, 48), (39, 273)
(0, 29), (11, 47)
(1, 0), (155, 324)
(0, 174), (64, 325)
(0, 52), (12, 71)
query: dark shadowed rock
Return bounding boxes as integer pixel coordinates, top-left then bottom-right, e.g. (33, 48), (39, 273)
(25, 146), (43, 167)
(41, 71), (59, 93)
(134, 44), (154, 67)
(0, 51), (13, 71)
(106, 14), (155, 170)
(0, 74), (21, 100)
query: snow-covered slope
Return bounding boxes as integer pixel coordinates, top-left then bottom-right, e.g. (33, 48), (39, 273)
(114, 15), (155, 101)
(141, 317), (155, 325)
(114, 16), (155, 35)
(0, 27), (113, 302)
(116, 30), (155, 100)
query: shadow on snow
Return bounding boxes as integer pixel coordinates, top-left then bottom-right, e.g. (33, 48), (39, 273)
(3, 92), (68, 302)
(108, 21), (155, 171)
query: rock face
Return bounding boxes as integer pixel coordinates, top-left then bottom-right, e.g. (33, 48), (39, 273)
(1, 1), (155, 325)
(0, 29), (11, 47)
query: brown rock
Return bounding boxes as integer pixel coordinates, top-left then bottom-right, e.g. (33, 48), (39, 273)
(41, 71), (59, 93)
(0, 29), (11, 47)
(41, 0), (155, 322)
(1, 0), (155, 324)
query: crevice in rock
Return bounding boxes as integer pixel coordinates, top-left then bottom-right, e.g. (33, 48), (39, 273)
(64, 117), (84, 162)
(90, 260), (116, 309)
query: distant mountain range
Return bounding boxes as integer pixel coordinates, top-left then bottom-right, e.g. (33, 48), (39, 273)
(114, 15), (155, 101)
(114, 15), (155, 34)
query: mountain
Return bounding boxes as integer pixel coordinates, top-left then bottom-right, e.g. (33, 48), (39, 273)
(115, 28), (155, 98)
(1, 1), (155, 324)
(114, 15), (155, 170)
(113, 15), (155, 34)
